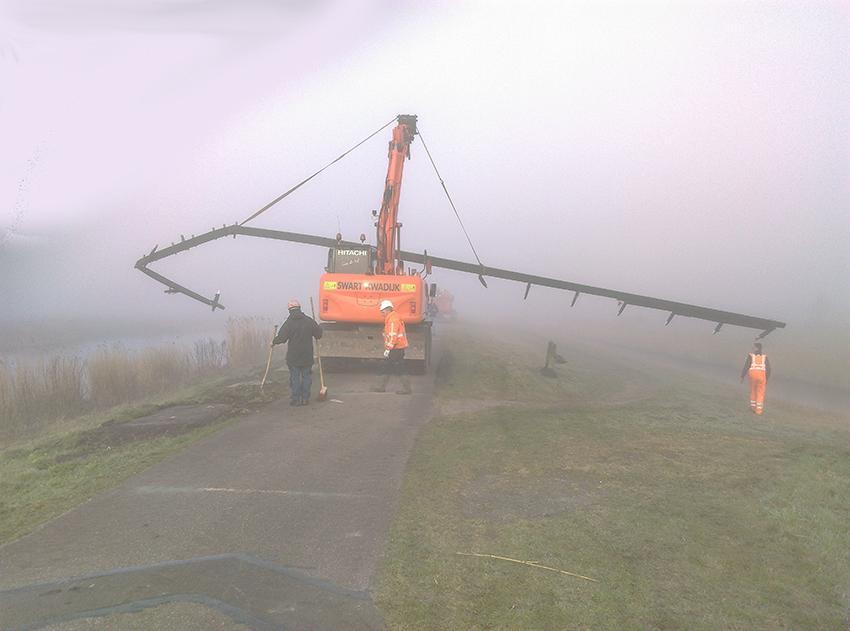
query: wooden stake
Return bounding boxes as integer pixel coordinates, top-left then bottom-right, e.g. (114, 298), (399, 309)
(456, 552), (598, 582)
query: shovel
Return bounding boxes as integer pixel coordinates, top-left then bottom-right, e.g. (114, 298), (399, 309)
(260, 324), (278, 390)
(309, 297), (329, 401)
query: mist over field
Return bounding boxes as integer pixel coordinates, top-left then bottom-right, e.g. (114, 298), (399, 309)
(2, 1), (848, 388)
(2, 7), (850, 628)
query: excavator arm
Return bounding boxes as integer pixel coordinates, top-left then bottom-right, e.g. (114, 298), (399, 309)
(375, 115), (417, 275)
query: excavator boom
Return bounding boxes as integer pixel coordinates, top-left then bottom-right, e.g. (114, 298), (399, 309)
(376, 114), (417, 275)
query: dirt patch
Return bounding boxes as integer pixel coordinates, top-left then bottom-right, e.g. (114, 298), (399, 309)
(460, 471), (604, 521)
(436, 399), (518, 417)
(53, 404), (235, 463)
(118, 404), (231, 429)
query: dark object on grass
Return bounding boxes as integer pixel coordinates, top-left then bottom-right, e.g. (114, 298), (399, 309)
(541, 341), (565, 378)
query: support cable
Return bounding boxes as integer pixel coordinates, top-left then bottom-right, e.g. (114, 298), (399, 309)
(239, 116), (399, 226)
(417, 129), (485, 270)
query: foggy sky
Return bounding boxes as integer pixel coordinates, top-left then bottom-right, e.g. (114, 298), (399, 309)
(2, 1), (848, 338)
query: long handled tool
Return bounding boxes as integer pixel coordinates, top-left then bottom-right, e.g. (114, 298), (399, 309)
(260, 324), (278, 389)
(309, 297), (329, 401)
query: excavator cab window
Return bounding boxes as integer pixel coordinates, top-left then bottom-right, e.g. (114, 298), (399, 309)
(327, 246), (373, 274)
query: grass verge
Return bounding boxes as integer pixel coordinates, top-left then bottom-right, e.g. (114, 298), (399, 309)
(377, 329), (850, 629)
(0, 364), (290, 547)
(0, 417), (232, 547)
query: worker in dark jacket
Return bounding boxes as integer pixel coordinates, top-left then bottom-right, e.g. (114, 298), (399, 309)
(740, 341), (771, 414)
(272, 299), (323, 406)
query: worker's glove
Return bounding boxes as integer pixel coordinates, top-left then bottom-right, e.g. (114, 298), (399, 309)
(383, 349), (390, 359)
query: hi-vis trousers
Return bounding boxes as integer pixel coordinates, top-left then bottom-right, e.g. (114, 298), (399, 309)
(748, 369), (766, 415)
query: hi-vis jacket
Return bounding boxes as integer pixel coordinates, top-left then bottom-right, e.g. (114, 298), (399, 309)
(383, 311), (409, 351)
(741, 353), (771, 380)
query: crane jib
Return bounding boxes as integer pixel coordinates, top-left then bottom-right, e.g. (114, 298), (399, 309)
(134, 224), (786, 336)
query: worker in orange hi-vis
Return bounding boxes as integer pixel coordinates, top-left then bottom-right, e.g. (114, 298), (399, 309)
(372, 299), (412, 394)
(740, 341), (771, 414)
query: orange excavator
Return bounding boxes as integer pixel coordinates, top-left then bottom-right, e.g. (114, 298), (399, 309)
(134, 114), (786, 368)
(317, 115), (433, 369)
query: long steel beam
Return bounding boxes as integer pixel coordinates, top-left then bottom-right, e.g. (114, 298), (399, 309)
(134, 225), (786, 336)
(398, 250), (785, 335)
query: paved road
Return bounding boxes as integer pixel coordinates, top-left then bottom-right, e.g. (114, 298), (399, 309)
(0, 370), (434, 630)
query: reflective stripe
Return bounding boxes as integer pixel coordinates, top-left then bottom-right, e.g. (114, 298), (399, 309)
(749, 353), (767, 371)
(383, 311), (408, 350)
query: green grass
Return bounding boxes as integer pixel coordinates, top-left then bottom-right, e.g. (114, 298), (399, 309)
(0, 420), (232, 546)
(377, 330), (850, 629)
(0, 363), (289, 547)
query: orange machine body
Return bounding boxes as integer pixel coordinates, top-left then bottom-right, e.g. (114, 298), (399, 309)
(319, 272), (426, 324)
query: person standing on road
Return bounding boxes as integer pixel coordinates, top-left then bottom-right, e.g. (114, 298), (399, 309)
(740, 341), (771, 415)
(373, 299), (412, 395)
(272, 299), (323, 406)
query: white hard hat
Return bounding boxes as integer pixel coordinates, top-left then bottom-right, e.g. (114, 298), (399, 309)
(379, 299), (394, 311)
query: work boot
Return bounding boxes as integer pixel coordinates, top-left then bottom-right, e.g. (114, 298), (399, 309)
(301, 399), (310, 406)
(371, 375), (390, 393)
(289, 399), (299, 406)
(395, 376), (412, 395)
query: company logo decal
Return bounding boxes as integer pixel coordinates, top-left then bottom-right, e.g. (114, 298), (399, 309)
(323, 280), (418, 293)
(336, 249), (369, 257)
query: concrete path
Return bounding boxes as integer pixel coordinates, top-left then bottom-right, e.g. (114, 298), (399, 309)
(0, 371), (434, 630)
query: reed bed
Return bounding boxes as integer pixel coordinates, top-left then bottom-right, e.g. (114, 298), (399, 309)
(1, 319), (266, 443)
(0, 356), (86, 437)
(226, 316), (274, 369)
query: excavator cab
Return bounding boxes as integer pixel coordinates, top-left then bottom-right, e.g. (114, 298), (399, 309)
(326, 245), (373, 274)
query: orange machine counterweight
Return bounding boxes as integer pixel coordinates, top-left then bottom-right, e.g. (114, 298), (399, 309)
(319, 272), (425, 324)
